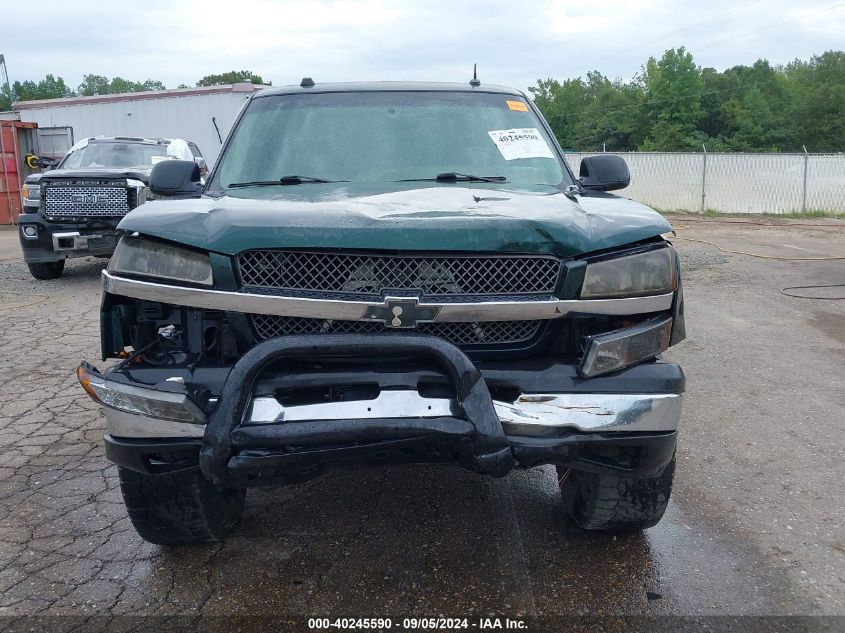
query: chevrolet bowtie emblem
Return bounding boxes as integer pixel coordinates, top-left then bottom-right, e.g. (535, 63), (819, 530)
(362, 298), (441, 329)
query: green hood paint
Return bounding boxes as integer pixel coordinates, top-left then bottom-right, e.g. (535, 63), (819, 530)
(118, 183), (671, 258)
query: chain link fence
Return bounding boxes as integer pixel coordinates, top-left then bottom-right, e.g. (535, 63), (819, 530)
(563, 152), (845, 214)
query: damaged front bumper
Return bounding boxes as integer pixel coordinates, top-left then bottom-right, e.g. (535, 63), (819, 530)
(81, 334), (683, 486)
(18, 214), (118, 262)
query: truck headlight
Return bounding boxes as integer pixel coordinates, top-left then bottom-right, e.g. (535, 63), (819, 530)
(21, 184), (41, 208)
(77, 363), (206, 423)
(581, 246), (677, 299)
(579, 316), (673, 377)
(109, 237), (213, 286)
(126, 178), (149, 206)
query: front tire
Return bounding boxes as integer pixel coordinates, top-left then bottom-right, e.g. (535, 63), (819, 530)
(27, 260), (65, 280)
(118, 466), (245, 545)
(556, 457), (675, 531)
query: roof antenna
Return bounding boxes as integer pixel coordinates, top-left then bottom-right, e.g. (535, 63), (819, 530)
(469, 63), (480, 87)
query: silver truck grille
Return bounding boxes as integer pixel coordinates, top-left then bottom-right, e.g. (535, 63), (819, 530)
(238, 251), (562, 297)
(251, 315), (542, 347)
(44, 184), (129, 216)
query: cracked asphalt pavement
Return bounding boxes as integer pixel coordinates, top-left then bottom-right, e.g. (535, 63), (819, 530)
(0, 218), (843, 628)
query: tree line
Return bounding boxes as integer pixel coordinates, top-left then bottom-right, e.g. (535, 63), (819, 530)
(2, 51), (843, 152)
(530, 48), (845, 153)
(0, 70), (267, 110)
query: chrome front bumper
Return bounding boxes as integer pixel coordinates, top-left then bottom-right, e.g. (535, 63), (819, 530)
(104, 388), (682, 439)
(87, 333), (683, 480)
(52, 231), (97, 252)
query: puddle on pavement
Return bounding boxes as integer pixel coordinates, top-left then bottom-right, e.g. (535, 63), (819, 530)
(810, 310), (845, 348)
(120, 464), (803, 616)
(646, 503), (799, 615)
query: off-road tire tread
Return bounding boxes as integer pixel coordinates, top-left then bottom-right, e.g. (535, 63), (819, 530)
(27, 260), (65, 280)
(558, 457), (675, 532)
(118, 467), (245, 545)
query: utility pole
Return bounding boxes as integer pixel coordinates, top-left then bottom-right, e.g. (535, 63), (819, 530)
(0, 54), (12, 111)
(0, 54), (11, 98)
(700, 144), (707, 213)
(801, 145), (809, 213)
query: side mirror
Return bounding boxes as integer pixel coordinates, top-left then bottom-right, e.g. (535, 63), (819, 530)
(149, 160), (202, 197)
(35, 156), (60, 169)
(194, 156), (208, 176)
(578, 155), (630, 191)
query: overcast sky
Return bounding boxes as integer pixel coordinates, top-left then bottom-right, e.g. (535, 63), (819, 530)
(2, 0), (844, 92)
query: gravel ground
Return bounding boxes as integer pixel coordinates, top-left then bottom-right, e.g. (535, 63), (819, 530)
(0, 218), (843, 631)
(678, 248), (729, 271)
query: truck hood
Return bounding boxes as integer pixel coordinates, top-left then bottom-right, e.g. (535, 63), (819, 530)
(26, 167), (152, 184)
(117, 183), (671, 258)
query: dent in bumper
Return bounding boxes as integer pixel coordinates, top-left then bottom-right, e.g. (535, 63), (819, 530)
(496, 392), (681, 435)
(103, 391), (682, 439)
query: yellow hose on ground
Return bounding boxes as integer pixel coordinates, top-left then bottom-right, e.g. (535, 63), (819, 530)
(673, 236), (845, 260)
(671, 223), (845, 260)
(0, 295), (49, 311)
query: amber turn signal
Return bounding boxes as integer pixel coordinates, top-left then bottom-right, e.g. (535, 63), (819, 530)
(77, 364), (101, 403)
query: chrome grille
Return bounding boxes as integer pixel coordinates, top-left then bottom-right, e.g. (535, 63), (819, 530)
(238, 251), (561, 297)
(44, 183), (129, 216)
(251, 315), (542, 347)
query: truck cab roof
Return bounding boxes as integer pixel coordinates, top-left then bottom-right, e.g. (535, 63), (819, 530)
(255, 81), (525, 99)
(82, 136), (197, 146)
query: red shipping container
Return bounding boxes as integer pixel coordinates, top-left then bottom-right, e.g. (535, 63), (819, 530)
(0, 121), (38, 224)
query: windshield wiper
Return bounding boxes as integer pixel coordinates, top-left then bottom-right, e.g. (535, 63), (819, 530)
(227, 175), (349, 188)
(398, 172), (507, 184)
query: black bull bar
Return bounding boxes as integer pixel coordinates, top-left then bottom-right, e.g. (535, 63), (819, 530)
(199, 334), (515, 485)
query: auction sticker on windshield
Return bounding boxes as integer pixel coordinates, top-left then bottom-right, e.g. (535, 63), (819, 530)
(488, 128), (555, 160)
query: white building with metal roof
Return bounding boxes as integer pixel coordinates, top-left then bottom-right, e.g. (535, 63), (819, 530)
(11, 83), (265, 165)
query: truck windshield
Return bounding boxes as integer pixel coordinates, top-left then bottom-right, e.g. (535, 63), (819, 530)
(213, 91), (568, 190)
(61, 143), (171, 169)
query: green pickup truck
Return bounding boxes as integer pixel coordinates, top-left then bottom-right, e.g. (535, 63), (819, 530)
(78, 80), (685, 545)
